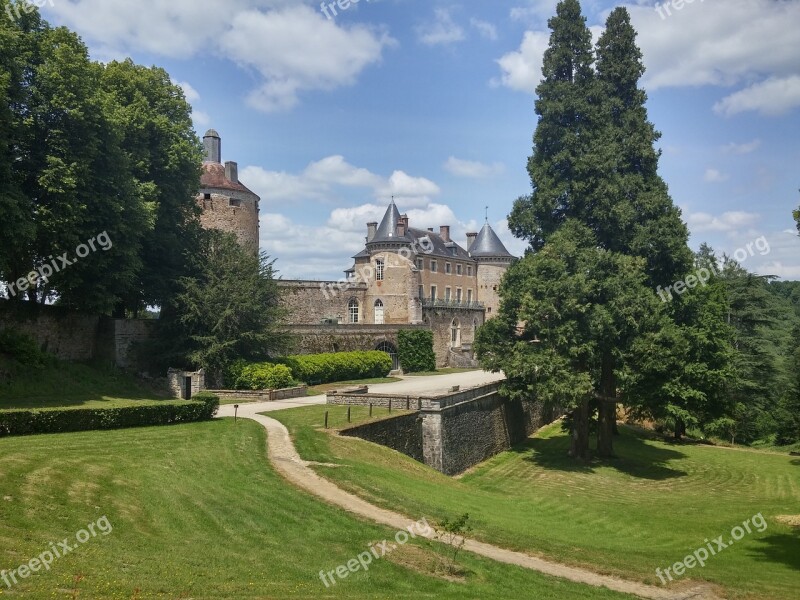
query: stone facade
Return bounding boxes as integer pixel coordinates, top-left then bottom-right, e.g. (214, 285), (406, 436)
(197, 130), (260, 253)
(167, 368), (205, 399)
(280, 200), (515, 367)
(335, 382), (555, 475)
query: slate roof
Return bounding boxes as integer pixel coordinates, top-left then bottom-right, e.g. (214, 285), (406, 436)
(469, 222), (514, 258)
(200, 162), (258, 197)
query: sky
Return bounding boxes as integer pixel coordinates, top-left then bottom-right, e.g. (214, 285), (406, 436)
(37, 0), (800, 281)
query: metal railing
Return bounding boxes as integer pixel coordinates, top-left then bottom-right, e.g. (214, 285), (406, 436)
(421, 299), (485, 310)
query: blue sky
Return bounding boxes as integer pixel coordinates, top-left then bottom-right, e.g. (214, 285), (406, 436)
(40, 0), (800, 281)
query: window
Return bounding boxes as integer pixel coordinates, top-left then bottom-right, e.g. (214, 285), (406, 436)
(376, 259), (384, 281)
(467, 266), (473, 276)
(430, 285), (437, 300)
(456, 264), (462, 276)
(445, 287), (451, 301)
(467, 289), (473, 303)
(203, 193), (211, 200)
(450, 318), (461, 348)
(348, 299), (360, 323)
(445, 263), (452, 275)
(418, 285), (424, 299)
(374, 299), (384, 324)
(456, 288), (462, 303)
(416, 258), (424, 270)
(431, 260), (438, 273)
(229, 198), (241, 207)
(450, 247), (457, 256)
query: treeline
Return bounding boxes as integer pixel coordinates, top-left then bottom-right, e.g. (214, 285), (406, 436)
(0, 1), (202, 315)
(0, 3), (289, 384)
(476, 0), (800, 456)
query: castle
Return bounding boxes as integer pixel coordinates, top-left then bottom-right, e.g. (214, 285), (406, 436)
(198, 130), (516, 367)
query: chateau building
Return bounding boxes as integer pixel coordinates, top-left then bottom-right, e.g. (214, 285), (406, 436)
(195, 130), (516, 367)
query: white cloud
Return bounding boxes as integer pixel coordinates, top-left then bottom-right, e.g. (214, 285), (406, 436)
(687, 211), (761, 233)
(241, 156), (439, 207)
(191, 109), (211, 128)
(176, 81), (200, 103)
(713, 76), (800, 117)
(470, 18), (498, 41)
(444, 157), (504, 178)
(49, 1), (395, 113)
(704, 168), (730, 184)
(722, 139), (761, 155)
(416, 8), (465, 46)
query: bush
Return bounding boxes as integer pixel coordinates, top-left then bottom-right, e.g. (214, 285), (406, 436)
(0, 394), (219, 437)
(398, 330), (436, 373)
(234, 363), (295, 390)
(0, 328), (54, 367)
(280, 351), (392, 385)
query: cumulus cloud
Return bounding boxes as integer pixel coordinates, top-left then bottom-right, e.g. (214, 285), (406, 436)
(49, 1), (395, 113)
(470, 18), (498, 41)
(416, 8), (465, 46)
(444, 157), (504, 178)
(713, 76), (800, 117)
(241, 156), (439, 207)
(704, 168), (730, 184)
(687, 211), (761, 234)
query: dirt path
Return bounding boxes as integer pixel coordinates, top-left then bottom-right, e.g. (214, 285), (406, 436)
(240, 411), (724, 600)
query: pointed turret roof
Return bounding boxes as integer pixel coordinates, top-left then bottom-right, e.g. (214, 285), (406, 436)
(370, 200), (409, 243)
(469, 222), (513, 258)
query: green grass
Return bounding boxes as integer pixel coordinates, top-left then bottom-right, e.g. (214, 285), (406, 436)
(270, 406), (800, 600)
(305, 377), (402, 396)
(0, 359), (171, 410)
(0, 420), (634, 599)
(405, 368), (479, 377)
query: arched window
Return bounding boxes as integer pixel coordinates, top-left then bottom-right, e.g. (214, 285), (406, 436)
(374, 299), (385, 325)
(450, 318), (461, 348)
(348, 298), (360, 324)
(376, 341), (399, 370)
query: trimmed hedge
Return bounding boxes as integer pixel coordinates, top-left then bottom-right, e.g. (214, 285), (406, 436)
(0, 393), (219, 437)
(398, 330), (436, 373)
(281, 351), (393, 386)
(235, 363), (295, 390)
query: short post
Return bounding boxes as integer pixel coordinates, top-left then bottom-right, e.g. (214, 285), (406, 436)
(369, 403), (373, 417)
(418, 398), (422, 410)
(234, 404), (239, 423)
(324, 411), (329, 429)
(406, 396), (410, 410)
(389, 398), (392, 413)
(347, 405), (351, 423)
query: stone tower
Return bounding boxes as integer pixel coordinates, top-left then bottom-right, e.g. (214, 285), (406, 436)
(197, 129), (260, 253)
(468, 222), (514, 318)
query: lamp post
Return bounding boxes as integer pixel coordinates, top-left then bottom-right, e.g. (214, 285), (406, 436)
(234, 404), (239, 422)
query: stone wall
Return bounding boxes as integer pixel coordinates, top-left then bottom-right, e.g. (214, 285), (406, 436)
(422, 307), (484, 367)
(340, 413), (424, 463)
(212, 386), (308, 402)
(278, 280), (368, 325)
(197, 188), (259, 253)
(331, 381), (554, 475)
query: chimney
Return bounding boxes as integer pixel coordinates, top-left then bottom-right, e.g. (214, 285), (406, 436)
(440, 225), (451, 242)
(203, 129), (221, 163)
(401, 214), (409, 230)
(466, 232), (478, 249)
(367, 222), (378, 242)
(397, 221), (406, 237)
(225, 161), (238, 183)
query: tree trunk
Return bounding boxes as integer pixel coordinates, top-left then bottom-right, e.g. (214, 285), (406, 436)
(674, 418), (685, 441)
(597, 353), (616, 457)
(569, 399), (590, 461)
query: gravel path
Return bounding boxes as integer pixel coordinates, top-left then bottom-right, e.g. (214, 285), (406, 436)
(220, 401), (724, 600)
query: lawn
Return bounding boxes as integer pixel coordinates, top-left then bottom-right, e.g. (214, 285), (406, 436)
(0, 419), (634, 599)
(0, 359), (173, 410)
(270, 405), (800, 600)
(405, 368), (480, 377)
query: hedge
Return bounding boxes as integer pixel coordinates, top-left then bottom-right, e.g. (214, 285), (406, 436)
(235, 363), (295, 390)
(281, 351), (393, 386)
(0, 392), (219, 437)
(398, 330), (436, 373)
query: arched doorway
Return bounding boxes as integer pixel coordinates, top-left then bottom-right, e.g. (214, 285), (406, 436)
(450, 318), (461, 348)
(374, 299), (384, 324)
(376, 341), (399, 371)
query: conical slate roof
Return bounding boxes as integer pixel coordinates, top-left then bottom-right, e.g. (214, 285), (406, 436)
(470, 222), (513, 258)
(371, 200), (408, 243)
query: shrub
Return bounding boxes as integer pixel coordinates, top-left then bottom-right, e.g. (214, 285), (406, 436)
(281, 351), (392, 385)
(0, 393), (219, 437)
(398, 330), (436, 373)
(224, 358), (249, 388)
(0, 328), (54, 367)
(235, 363), (295, 390)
